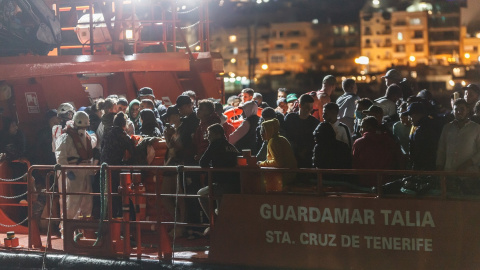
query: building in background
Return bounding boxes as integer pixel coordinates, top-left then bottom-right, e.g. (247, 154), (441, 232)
(211, 22), (320, 92)
(268, 22), (317, 74)
(360, 7), (394, 73)
(359, 0), (479, 73)
(212, 0), (480, 94)
(391, 9), (429, 67)
(460, 0), (480, 64)
(319, 23), (361, 74)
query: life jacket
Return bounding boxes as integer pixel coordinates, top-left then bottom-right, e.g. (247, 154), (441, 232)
(64, 126), (93, 162)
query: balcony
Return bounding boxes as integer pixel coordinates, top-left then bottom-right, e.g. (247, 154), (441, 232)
(333, 40), (358, 48)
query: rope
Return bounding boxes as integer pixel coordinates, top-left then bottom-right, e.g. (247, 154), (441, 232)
(172, 165), (184, 259)
(169, 6), (199, 14)
(42, 167), (58, 270)
(0, 173), (27, 182)
(176, 21), (200, 30)
(175, 40), (200, 49)
(0, 191), (27, 199)
(93, 163), (108, 246)
(0, 217), (28, 227)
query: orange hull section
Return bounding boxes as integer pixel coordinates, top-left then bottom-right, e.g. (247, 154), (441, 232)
(0, 210), (28, 234)
(0, 53), (190, 81)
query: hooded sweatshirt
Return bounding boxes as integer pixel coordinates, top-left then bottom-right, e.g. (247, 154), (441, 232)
(139, 109), (161, 137)
(128, 99), (141, 134)
(258, 119), (297, 168)
(228, 100), (259, 152)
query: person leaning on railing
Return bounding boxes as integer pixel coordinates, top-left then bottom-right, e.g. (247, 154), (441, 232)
(257, 118), (297, 191)
(197, 123), (240, 235)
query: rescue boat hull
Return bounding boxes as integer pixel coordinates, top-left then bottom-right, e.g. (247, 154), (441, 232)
(210, 194), (480, 270)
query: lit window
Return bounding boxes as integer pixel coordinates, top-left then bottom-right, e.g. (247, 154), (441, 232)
(397, 32), (403, 41)
(271, 55), (285, 63)
(229, 35), (237, 43)
(125, 29), (134, 40)
(453, 67), (462, 76)
(233, 47), (238, 55)
(410, 18), (421, 25)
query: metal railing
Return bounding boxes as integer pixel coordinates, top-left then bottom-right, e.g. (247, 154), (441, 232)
(0, 159), (29, 228)
(26, 164), (480, 261)
(56, 0), (211, 55)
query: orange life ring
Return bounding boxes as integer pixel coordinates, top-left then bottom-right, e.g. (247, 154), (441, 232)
(224, 107), (244, 129)
(257, 107), (263, 117)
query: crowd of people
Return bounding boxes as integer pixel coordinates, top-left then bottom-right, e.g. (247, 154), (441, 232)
(2, 68), (480, 237)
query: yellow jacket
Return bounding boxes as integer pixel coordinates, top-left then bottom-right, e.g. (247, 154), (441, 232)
(258, 119), (297, 168)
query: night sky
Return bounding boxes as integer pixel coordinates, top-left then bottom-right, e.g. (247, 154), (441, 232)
(210, 0), (369, 27)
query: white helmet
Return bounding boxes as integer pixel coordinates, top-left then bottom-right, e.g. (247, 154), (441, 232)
(73, 111), (90, 128)
(57, 103), (75, 120)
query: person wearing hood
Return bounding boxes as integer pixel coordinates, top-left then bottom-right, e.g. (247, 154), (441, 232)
(52, 103), (76, 153)
(101, 112), (135, 165)
(228, 100), (260, 153)
(258, 118), (296, 168)
(55, 111), (97, 236)
(258, 118), (297, 190)
(139, 109), (162, 137)
(128, 99), (141, 134)
(100, 112), (135, 217)
(193, 100), (221, 160)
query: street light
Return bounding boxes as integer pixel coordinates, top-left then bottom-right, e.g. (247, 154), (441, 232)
(261, 64), (268, 70)
(354, 56), (369, 65)
(355, 56), (369, 74)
